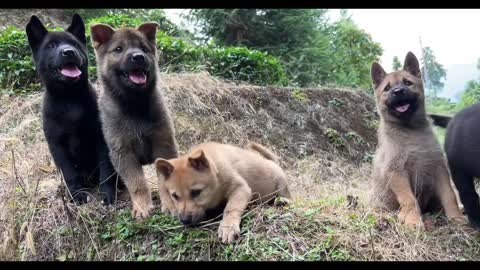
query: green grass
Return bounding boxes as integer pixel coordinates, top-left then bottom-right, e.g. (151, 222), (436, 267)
(432, 126), (446, 148)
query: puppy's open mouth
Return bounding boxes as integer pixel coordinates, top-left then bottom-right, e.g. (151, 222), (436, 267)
(127, 70), (147, 85)
(394, 103), (410, 113)
(59, 64), (82, 79)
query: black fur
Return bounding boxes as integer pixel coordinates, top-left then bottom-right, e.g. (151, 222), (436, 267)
(428, 114), (452, 128)
(430, 105), (480, 228)
(26, 14), (123, 204)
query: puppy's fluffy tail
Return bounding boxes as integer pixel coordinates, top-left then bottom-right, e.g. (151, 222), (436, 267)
(428, 114), (452, 128)
(247, 142), (279, 164)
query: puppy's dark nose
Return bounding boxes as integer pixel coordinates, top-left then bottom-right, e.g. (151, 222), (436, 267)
(62, 48), (76, 57)
(180, 215), (192, 225)
(393, 88), (405, 96)
(130, 53), (145, 63)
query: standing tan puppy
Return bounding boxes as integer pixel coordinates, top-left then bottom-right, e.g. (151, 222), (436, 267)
(90, 22), (178, 219)
(369, 52), (465, 229)
(154, 142), (292, 243)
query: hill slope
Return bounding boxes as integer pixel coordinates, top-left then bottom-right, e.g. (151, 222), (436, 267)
(0, 73), (479, 261)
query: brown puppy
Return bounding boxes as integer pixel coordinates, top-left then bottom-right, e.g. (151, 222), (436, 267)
(154, 142), (292, 243)
(368, 52), (465, 229)
(90, 22), (178, 219)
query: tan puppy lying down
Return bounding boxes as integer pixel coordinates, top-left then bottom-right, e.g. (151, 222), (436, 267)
(154, 141), (292, 243)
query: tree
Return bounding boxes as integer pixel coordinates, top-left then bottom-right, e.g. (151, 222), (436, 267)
(458, 80), (480, 109)
(188, 9), (383, 89)
(187, 9), (332, 86)
(392, 56), (401, 71)
(421, 46), (447, 98)
(458, 58), (480, 109)
(327, 12), (383, 90)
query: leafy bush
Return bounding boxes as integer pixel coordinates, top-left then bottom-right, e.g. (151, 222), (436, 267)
(204, 46), (288, 86)
(156, 33), (206, 72)
(86, 14), (142, 30)
(0, 26), (40, 94)
(458, 80), (480, 109)
(0, 14), (289, 95)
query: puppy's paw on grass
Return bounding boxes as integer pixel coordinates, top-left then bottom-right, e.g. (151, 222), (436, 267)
(218, 220), (241, 244)
(399, 209), (425, 230)
(274, 197), (290, 207)
(131, 197), (153, 220)
(449, 215), (468, 226)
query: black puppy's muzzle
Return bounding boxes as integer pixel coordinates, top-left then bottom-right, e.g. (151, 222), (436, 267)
(57, 45), (82, 67)
(61, 48), (76, 57)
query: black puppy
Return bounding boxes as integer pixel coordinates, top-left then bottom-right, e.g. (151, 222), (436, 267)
(430, 108), (480, 228)
(26, 14), (122, 204)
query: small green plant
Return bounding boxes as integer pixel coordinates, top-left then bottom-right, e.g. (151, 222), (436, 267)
(345, 131), (364, 144)
(362, 152), (374, 163)
(364, 114), (379, 130)
(291, 88), (307, 101)
(328, 98), (344, 108)
(324, 128), (345, 147)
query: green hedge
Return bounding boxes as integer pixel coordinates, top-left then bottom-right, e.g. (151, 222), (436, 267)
(0, 27), (40, 94)
(0, 14), (288, 95)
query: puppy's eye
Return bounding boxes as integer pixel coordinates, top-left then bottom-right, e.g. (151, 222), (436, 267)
(114, 46), (122, 53)
(171, 192), (179, 201)
(404, 79), (413, 86)
(141, 46), (149, 53)
(384, 84), (391, 92)
(190, 189), (202, 198)
(47, 43), (55, 49)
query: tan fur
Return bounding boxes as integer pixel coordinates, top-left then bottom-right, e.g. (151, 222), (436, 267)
(369, 52), (466, 229)
(155, 142), (291, 243)
(91, 23), (178, 219)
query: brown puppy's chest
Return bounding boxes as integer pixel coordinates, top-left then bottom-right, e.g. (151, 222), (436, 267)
(132, 135), (154, 165)
(118, 116), (158, 165)
(376, 129), (444, 196)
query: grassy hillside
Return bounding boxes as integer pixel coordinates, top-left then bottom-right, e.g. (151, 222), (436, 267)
(1, 73), (479, 261)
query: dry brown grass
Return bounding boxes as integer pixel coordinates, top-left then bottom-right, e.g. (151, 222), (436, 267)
(0, 73), (479, 261)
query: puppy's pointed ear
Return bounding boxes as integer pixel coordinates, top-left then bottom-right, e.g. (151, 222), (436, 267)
(26, 15), (48, 50)
(371, 62), (387, 90)
(155, 158), (174, 180)
(137, 22), (159, 44)
(67, 13), (86, 44)
(188, 150), (209, 171)
(90, 23), (115, 50)
(403, 51), (422, 78)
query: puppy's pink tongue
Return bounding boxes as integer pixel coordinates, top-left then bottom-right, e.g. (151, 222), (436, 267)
(128, 71), (147, 84)
(60, 65), (81, 78)
(395, 104), (410, 112)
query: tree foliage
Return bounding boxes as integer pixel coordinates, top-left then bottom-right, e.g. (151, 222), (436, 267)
(326, 13), (383, 89)
(188, 9), (383, 89)
(421, 46), (446, 98)
(392, 56), (401, 71)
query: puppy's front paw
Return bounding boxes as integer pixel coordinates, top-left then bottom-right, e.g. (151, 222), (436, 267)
(274, 197), (290, 207)
(218, 220), (241, 244)
(131, 196), (153, 220)
(71, 191), (89, 205)
(449, 215), (468, 225)
(401, 211), (425, 230)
